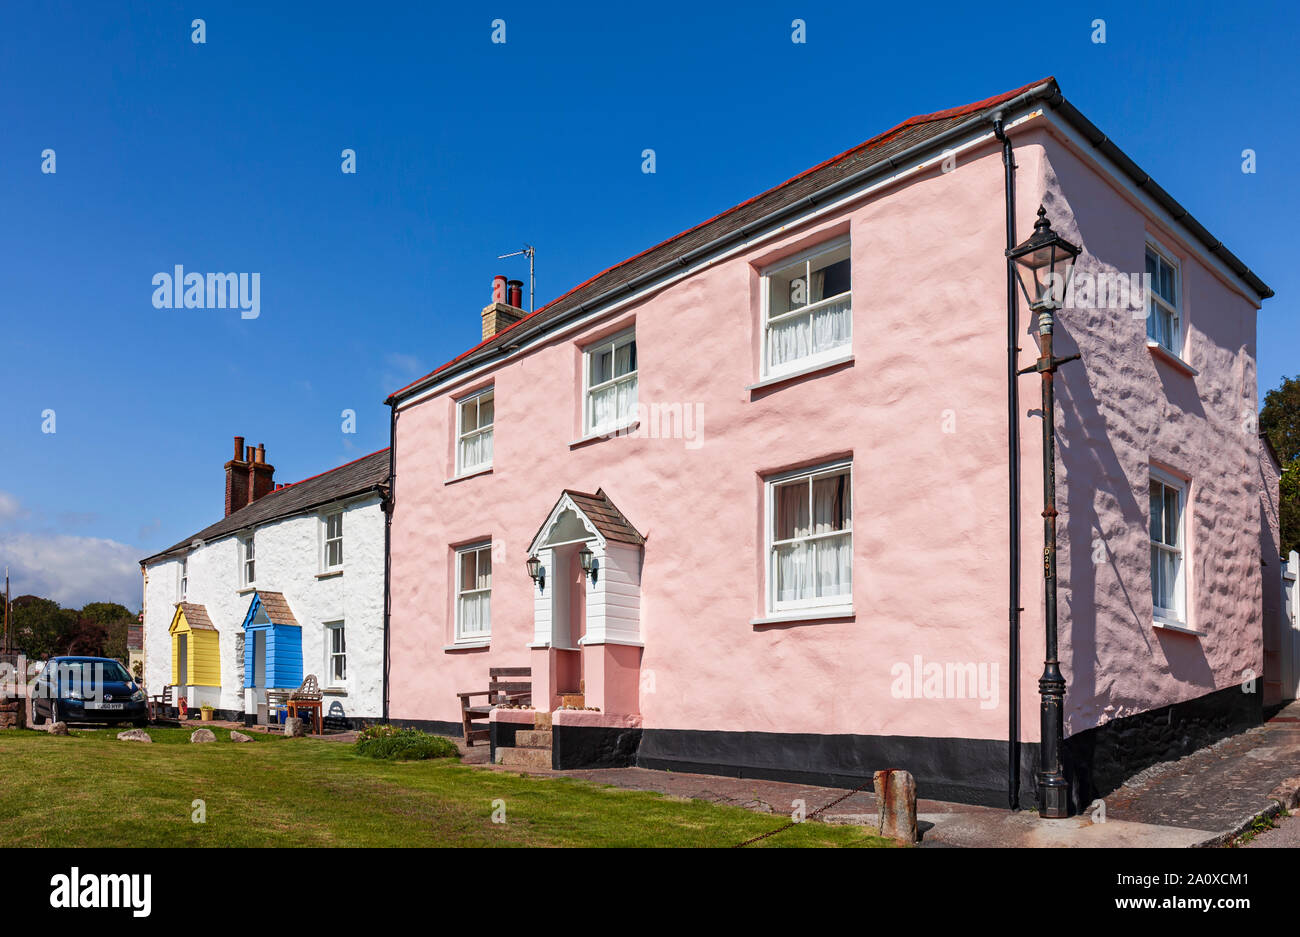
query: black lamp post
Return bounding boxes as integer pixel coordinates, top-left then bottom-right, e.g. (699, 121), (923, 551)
(1008, 205), (1080, 819)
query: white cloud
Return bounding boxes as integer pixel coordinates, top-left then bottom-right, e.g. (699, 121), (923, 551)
(0, 532), (141, 610)
(0, 491), (24, 524)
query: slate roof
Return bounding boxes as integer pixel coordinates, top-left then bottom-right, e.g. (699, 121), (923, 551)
(177, 602), (216, 631)
(563, 489), (645, 546)
(388, 76), (1271, 405)
(253, 591), (300, 628)
(142, 448), (390, 565)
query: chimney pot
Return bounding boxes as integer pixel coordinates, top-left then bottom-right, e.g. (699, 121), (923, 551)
(233, 436), (245, 461)
(492, 275), (507, 305)
(507, 279), (523, 309)
(256, 443), (266, 464)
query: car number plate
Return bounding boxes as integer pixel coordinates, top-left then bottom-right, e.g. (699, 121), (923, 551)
(89, 702), (125, 710)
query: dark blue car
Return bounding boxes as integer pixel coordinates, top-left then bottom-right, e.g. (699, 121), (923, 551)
(31, 657), (148, 727)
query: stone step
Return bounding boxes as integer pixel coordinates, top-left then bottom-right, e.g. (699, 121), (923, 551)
(560, 694), (585, 708)
(515, 729), (552, 748)
(496, 746), (552, 769)
(533, 711), (553, 730)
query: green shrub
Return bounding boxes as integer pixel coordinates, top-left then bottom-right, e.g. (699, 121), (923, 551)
(354, 726), (459, 761)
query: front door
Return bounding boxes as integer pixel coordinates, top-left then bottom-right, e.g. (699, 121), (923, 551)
(548, 542), (588, 696)
(177, 635), (188, 689)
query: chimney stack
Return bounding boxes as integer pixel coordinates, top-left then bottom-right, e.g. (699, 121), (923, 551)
(481, 273), (526, 340)
(224, 436), (250, 517)
(224, 436), (276, 516)
(247, 442), (275, 505)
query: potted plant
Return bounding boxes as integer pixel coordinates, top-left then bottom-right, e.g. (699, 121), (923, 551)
(200, 704), (215, 722)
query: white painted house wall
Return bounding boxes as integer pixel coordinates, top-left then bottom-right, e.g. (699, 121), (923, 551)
(142, 494), (385, 721)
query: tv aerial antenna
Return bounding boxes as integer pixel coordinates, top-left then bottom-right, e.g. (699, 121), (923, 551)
(497, 244), (536, 313)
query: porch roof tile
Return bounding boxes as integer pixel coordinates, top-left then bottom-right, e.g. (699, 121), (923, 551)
(177, 602), (217, 631)
(563, 488), (646, 546)
(255, 591), (300, 628)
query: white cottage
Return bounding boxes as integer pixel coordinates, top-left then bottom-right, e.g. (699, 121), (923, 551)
(140, 438), (389, 727)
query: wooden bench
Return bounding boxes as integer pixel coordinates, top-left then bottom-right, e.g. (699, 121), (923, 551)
(457, 667), (531, 746)
(287, 674), (324, 735)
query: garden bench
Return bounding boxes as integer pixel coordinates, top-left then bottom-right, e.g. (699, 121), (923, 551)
(286, 674), (324, 735)
(457, 667), (531, 746)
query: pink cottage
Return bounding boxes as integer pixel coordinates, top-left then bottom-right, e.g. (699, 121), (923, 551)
(383, 77), (1275, 810)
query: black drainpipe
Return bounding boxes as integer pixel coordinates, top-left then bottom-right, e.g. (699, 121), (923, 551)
(994, 113), (1022, 810)
(382, 403), (397, 722)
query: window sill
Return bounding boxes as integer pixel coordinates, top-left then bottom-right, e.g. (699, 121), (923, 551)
(444, 641), (490, 651)
(315, 569), (343, 580)
(570, 421), (640, 450)
(323, 687), (348, 696)
(236, 586), (256, 596)
(1153, 618), (1204, 637)
(1146, 341), (1198, 376)
(747, 354), (854, 392)
(751, 608), (855, 627)
(446, 466), (493, 485)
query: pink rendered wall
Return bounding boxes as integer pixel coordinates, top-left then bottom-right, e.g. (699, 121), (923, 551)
(388, 118), (1263, 746)
(1025, 125), (1264, 736)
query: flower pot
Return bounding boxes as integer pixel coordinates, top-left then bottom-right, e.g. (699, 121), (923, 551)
(201, 710), (215, 722)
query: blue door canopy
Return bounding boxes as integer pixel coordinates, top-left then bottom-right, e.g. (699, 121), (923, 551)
(241, 591), (304, 690)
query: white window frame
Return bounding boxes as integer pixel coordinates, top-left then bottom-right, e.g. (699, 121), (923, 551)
(454, 542), (493, 643)
(239, 534), (256, 588)
(760, 237), (853, 379)
(1145, 239), (1182, 355)
(1149, 468), (1188, 626)
(324, 620), (346, 686)
(582, 328), (638, 436)
(321, 510), (344, 571)
(764, 459), (854, 616)
(455, 387), (495, 475)
(179, 556), (188, 601)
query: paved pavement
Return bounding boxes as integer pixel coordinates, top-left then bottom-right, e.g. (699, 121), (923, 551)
(1100, 701), (1300, 841)
(462, 701), (1300, 847)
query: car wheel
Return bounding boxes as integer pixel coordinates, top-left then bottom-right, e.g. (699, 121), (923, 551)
(51, 702), (63, 725)
(31, 704), (45, 727)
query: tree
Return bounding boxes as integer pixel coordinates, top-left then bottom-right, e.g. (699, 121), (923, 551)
(79, 602), (134, 662)
(1260, 375), (1300, 557)
(11, 596), (77, 661)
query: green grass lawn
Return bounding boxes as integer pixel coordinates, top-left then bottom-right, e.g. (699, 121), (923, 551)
(0, 727), (894, 848)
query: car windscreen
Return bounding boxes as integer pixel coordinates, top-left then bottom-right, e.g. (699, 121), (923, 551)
(54, 660), (133, 687)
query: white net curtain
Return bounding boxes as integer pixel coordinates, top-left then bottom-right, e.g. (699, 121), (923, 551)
(773, 469), (852, 606)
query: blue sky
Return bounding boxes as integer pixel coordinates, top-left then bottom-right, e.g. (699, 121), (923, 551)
(1, 1), (1296, 608)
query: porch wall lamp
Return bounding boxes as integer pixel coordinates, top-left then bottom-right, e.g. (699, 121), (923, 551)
(1008, 204), (1081, 820)
(525, 554), (544, 589)
(578, 546), (597, 583)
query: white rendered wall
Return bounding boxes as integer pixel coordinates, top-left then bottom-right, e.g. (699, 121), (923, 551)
(142, 494), (385, 720)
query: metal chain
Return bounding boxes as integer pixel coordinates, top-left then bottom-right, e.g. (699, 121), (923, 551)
(732, 780), (875, 847)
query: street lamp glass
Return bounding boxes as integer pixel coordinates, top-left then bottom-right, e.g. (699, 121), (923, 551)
(1008, 205), (1080, 310)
